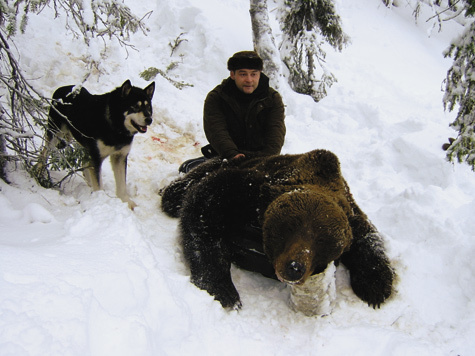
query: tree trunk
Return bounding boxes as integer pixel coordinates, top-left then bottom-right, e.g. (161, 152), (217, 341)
(0, 134), (8, 183)
(249, 0), (283, 89)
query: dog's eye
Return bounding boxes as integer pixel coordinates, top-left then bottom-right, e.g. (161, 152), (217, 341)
(129, 101), (152, 115)
(130, 104), (141, 112)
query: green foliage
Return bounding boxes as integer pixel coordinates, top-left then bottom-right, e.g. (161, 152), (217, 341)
(465, 0), (475, 16)
(384, 0), (475, 171)
(140, 33), (193, 90)
(279, 0), (349, 102)
(48, 143), (89, 172)
(28, 143), (90, 189)
(169, 33), (188, 56)
(443, 20), (475, 170)
(282, 0), (347, 51)
(139, 66), (193, 90)
(140, 67), (161, 81)
(1, 0), (59, 36)
(442, 1), (475, 170)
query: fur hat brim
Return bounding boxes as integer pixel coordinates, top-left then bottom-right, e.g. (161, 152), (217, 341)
(227, 51), (263, 71)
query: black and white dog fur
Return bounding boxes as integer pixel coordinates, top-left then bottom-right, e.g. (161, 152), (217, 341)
(40, 80), (155, 209)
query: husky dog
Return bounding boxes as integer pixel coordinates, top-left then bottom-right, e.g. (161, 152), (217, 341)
(42, 80), (155, 209)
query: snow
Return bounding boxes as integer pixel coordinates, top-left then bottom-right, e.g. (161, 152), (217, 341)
(1, 0), (474, 355)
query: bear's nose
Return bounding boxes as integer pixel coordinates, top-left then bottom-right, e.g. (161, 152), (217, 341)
(285, 260), (306, 281)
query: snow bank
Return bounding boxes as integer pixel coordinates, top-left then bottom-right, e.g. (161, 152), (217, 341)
(1, 0), (474, 355)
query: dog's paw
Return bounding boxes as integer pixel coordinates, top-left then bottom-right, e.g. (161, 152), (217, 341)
(128, 200), (137, 210)
(121, 198), (137, 210)
(117, 193), (137, 210)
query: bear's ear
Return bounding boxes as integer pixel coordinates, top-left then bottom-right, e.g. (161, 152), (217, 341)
(304, 150), (341, 180)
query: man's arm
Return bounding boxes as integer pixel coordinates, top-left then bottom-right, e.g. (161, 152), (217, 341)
(262, 90), (286, 155)
(203, 90), (241, 159)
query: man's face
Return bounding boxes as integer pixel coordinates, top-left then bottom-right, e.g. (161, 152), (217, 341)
(230, 69), (261, 94)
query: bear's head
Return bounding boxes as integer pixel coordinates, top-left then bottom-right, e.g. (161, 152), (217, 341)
(262, 189), (353, 285)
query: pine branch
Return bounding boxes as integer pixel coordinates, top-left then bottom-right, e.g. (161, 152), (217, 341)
(443, 19), (475, 170)
(278, 0), (348, 102)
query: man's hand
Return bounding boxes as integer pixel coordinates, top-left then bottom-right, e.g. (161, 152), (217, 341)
(232, 153), (246, 160)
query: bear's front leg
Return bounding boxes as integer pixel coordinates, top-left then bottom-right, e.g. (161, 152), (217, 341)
(178, 169), (263, 309)
(178, 168), (265, 309)
(341, 215), (394, 308)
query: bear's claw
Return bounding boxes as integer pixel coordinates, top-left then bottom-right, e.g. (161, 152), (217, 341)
(213, 287), (242, 310)
(194, 275), (242, 310)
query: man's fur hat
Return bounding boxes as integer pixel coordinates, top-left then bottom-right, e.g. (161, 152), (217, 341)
(227, 51), (264, 71)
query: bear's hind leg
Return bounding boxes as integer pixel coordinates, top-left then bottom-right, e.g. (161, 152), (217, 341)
(160, 158), (223, 217)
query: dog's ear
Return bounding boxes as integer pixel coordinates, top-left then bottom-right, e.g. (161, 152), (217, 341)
(144, 82), (155, 100)
(121, 80), (132, 97)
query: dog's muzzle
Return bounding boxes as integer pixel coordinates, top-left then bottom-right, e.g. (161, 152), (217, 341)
(132, 116), (152, 133)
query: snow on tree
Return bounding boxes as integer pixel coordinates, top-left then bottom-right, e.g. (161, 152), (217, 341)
(383, 0), (475, 171)
(0, 0), (150, 185)
(278, 0), (349, 102)
(249, 0), (348, 101)
(250, 0), (284, 89)
(443, 4), (475, 170)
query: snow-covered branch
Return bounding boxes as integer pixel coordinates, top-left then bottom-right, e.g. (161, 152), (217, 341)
(443, 19), (475, 169)
(278, 0), (349, 102)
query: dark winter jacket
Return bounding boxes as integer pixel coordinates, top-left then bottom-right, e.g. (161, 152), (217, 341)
(203, 74), (286, 159)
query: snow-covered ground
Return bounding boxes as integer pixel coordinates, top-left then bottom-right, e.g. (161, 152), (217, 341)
(1, 0), (474, 355)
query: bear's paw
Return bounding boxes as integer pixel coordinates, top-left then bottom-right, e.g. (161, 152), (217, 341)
(348, 232), (395, 308)
(192, 275), (242, 310)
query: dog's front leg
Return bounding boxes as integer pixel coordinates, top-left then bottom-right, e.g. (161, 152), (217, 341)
(83, 160), (102, 191)
(110, 151), (136, 210)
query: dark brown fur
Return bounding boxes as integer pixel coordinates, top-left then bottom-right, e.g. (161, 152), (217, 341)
(160, 150), (394, 309)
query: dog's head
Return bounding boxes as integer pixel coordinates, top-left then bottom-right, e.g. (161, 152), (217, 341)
(121, 80), (155, 135)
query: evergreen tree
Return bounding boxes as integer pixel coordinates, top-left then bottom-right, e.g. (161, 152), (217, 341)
(279, 0), (349, 102)
(443, 2), (475, 170)
(383, 0), (475, 171)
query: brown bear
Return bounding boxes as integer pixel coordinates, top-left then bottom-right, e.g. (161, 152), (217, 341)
(160, 149), (394, 310)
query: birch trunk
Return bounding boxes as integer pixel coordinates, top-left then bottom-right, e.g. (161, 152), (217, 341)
(249, 0), (283, 89)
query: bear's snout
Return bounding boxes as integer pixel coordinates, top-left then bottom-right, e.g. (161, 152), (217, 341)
(274, 248), (314, 285)
(285, 260), (306, 282)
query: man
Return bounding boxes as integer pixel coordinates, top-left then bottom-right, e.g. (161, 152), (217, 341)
(179, 51), (286, 173)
